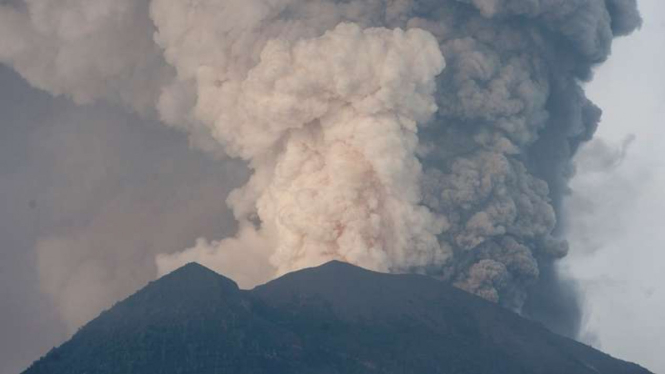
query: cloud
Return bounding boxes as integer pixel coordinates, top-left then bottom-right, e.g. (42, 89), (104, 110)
(0, 1), (641, 351)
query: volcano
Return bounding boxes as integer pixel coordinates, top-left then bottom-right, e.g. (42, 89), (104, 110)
(23, 261), (652, 374)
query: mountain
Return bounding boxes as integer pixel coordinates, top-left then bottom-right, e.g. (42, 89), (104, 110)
(23, 261), (652, 374)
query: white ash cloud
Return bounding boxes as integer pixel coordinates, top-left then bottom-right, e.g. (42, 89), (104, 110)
(154, 19), (448, 279)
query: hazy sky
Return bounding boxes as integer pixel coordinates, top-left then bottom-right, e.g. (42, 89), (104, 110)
(0, 1), (663, 374)
(0, 66), (245, 373)
(563, 0), (665, 371)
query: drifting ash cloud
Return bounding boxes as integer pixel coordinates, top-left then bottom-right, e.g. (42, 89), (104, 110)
(0, 0), (640, 338)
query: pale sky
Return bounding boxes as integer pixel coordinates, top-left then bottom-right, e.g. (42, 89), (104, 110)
(565, 0), (665, 371)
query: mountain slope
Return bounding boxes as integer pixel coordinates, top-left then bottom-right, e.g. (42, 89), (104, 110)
(23, 261), (652, 374)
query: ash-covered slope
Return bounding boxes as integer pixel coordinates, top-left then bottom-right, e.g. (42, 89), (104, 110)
(24, 262), (651, 374)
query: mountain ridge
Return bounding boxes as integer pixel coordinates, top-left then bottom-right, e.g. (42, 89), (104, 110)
(23, 261), (653, 374)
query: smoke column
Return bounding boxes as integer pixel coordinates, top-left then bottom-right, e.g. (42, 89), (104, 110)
(0, 0), (641, 337)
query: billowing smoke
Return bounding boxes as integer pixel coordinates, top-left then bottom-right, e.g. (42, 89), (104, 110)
(0, 0), (640, 337)
(153, 19), (448, 281)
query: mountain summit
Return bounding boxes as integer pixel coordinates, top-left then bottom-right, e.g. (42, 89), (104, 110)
(24, 261), (652, 374)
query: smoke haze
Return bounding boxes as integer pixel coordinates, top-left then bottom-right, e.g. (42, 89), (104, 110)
(561, 0), (665, 368)
(0, 65), (246, 373)
(0, 1), (643, 372)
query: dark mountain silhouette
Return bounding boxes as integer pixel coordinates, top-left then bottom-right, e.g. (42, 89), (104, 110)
(23, 261), (652, 374)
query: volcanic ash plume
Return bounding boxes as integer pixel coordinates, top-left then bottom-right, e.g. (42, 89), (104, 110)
(0, 0), (641, 334)
(153, 19), (448, 280)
